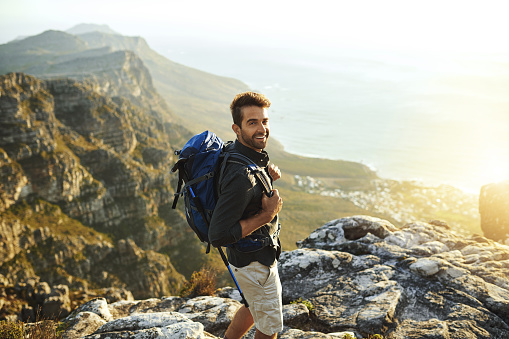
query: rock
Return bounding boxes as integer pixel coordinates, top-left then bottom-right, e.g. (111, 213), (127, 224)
(177, 296), (241, 334)
(214, 286), (242, 303)
(297, 216), (398, 251)
(61, 311), (106, 339)
(279, 216), (509, 338)
(409, 258), (441, 276)
(67, 298), (113, 322)
(85, 312), (214, 339)
(108, 297), (187, 320)
(479, 181), (509, 243)
(57, 216), (509, 338)
(86, 322), (212, 339)
(282, 303), (309, 328)
(93, 312), (192, 333)
(42, 284), (72, 319)
(0, 149), (28, 212)
(280, 328), (357, 338)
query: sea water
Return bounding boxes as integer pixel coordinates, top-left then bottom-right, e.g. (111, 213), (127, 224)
(154, 39), (509, 193)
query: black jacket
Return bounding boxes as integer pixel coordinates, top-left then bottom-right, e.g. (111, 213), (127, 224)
(208, 140), (280, 267)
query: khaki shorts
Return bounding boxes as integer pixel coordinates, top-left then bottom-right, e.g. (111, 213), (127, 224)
(231, 261), (283, 335)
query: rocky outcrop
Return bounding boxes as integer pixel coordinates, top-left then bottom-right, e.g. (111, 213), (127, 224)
(480, 181), (509, 244)
(0, 204), (184, 301)
(0, 277), (134, 322)
(59, 294), (344, 339)
(42, 50), (170, 120)
(52, 215), (509, 338)
(0, 72), (189, 300)
(281, 216), (509, 338)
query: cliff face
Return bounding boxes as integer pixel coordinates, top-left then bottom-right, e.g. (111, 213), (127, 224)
(0, 72), (189, 299)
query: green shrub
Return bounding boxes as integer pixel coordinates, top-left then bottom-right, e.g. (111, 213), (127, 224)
(0, 321), (23, 339)
(0, 319), (64, 339)
(179, 267), (217, 298)
(290, 297), (314, 312)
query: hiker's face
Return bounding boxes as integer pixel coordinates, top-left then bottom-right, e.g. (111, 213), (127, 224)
(233, 105), (270, 152)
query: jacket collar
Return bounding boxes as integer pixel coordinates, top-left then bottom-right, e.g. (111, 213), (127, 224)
(233, 140), (269, 167)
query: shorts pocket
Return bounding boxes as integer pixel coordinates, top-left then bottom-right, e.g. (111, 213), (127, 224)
(255, 263), (271, 287)
(252, 299), (283, 335)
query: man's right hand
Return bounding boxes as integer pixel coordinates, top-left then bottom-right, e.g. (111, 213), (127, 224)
(262, 189), (283, 220)
(240, 189), (283, 238)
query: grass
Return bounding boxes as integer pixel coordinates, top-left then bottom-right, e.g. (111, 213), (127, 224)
(0, 319), (64, 339)
(0, 321), (23, 339)
(179, 267), (217, 298)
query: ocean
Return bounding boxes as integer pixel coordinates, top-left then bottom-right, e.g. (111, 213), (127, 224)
(152, 38), (509, 194)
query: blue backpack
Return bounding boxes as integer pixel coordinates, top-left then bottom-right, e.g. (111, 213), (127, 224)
(171, 131), (274, 253)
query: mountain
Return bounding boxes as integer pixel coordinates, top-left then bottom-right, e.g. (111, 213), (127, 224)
(66, 23), (120, 36)
(0, 26), (249, 138)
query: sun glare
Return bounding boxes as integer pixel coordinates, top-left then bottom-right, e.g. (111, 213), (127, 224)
(479, 147), (509, 187)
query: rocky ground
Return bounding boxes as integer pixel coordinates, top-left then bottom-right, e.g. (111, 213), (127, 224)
(50, 215), (509, 339)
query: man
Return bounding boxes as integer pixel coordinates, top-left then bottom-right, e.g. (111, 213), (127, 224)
(209, 92), (283, 339)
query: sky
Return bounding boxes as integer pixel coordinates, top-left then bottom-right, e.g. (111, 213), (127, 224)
(2, 0), (509, 55)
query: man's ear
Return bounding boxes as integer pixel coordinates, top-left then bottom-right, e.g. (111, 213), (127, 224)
(232, 123), (241, 137)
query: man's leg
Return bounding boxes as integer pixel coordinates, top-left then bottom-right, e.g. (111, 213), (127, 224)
(224, 306), (277, 339)
(226, 262), (282, 339)
(224, 305), (254, 339)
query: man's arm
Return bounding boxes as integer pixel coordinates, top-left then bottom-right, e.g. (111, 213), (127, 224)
(239, 189), (282, 238)
(208, 167), (283, 247)
(208, 170), (255, 247)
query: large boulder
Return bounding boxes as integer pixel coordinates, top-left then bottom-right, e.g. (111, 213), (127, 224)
(479, 181), (509, 243)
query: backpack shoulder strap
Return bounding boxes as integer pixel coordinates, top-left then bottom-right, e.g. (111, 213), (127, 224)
(171, 160), (186, 209)
(222, 151), (272, 197)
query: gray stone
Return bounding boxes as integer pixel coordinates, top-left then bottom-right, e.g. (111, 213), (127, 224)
(279, 216), (509, 338)
(93, 312), (192, 333)
(282, 303), (309, 328)
(85, 321), (209, 339)
(61, 311), (106, 339)
(67, 297), (113, 322)
(177, 296), (241, 333)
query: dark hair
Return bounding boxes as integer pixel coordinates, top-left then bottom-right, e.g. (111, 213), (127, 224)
(230, 92), (271, 126)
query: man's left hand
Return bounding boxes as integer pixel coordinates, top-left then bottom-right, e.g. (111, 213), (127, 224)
(268, 163), (281, 181)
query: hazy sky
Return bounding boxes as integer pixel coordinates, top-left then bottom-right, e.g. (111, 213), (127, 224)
(2, 0), (509, 54)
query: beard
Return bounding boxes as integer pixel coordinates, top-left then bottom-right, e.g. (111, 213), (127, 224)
(239, 129), (269, 151)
